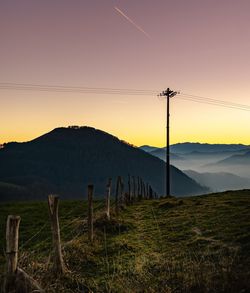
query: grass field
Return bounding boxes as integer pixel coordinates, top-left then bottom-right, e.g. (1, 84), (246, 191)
(1, 190), (250, 292)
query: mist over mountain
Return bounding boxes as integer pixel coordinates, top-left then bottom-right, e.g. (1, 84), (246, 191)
(0, 127), (207, 201)
(140, 142), (250, 188)
(140, 143), (250, 158)
(211, 151), (250, 166)
(149, 148), (184, 162)
(184, 170), (250, 192)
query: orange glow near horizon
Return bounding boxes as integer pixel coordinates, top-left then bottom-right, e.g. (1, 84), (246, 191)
(1, 89), (250, 147)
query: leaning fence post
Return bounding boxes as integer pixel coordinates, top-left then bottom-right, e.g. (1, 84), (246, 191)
(106, 178), (112, 220)
(88, 185), (94, 242)
(48, 195), (65, 275)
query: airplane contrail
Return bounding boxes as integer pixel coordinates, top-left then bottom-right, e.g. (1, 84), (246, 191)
(114, 6), (151, 39)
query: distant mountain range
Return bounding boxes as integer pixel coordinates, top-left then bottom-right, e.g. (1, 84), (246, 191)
(0, 127), (207, 201)
(184, 170), (250, 192)
(169, 142), (250, 154)
(140, 143), (250, 156)
(149, 149), (184, 162)
(208, 151), (250, 166)
(140, 142), (250, 190)
(140, 145), (158, 153)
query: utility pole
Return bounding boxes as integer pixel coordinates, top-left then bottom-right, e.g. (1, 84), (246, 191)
(158, 88), (178, 197)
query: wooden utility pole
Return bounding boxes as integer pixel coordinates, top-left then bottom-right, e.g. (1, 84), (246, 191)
(87, 185), (94, 242)
(48, 195), (65, 274)
(158, 88), (178, 197)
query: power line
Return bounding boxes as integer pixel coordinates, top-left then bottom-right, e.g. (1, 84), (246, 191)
(0, 82), (158, 92)
(0, 82), (157, 95)
(1, 82), (250, 111)
(180, 92), (250, 110)
(177, 95), (250, 112)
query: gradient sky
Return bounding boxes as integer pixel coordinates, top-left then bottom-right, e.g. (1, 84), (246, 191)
(1, 0), (250, 146)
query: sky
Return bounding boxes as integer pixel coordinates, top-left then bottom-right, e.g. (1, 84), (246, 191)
(1, 0), (250, 146)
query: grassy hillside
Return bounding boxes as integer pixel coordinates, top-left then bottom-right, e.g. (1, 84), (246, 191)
(0, 190), (250, 292)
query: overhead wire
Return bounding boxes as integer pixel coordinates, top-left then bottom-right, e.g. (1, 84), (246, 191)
(1, 82), (250, 111)
(176, 95), (250, 112)
(0, 82), (157, 95)
(180, 92), (250, 110)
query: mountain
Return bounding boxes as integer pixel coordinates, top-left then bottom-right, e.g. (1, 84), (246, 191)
(211, 151), (250, 166)
(140, 143), (250, 177)
(184, 170), (250, 192)
(140, 143), (250, 155)
(201, 151), (250, 178)
(170, 143), (250, 154)
(0, 127), (207, 201)
(148, 148), (184, 162)
(139, 145), (158, 152)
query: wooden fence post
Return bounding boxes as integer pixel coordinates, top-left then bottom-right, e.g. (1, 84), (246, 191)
(142, 182), (146, 199)
(140, 178), (143, 200)
(115, 176), (122, 215)
(6, 215), (21, 275)
(48, 195), (65, 275)
(132, 176), (136, 202)
(120, 177), (125, 206)
(5, 215), (44, 293)
(128, 174), (131, 204)
(106, 179), (112, 220)
(87, 185), (94, 242)
(149, 186), (153, 199)
(137, 176), (140, 200)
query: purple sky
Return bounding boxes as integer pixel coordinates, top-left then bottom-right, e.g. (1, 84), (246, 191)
(1, 0), (250, 145)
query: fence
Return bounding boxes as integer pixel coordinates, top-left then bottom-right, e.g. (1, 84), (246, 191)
(3, 175), (158, 293)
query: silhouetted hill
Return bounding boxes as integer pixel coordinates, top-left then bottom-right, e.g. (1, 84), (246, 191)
(0, 127), (207, 201)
